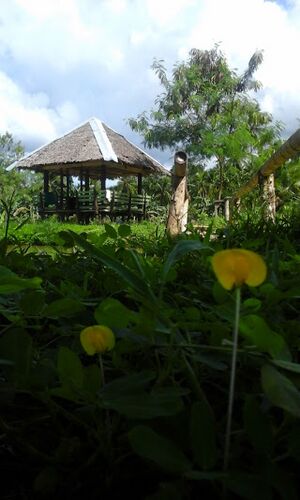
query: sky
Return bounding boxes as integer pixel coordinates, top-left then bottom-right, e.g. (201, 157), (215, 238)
(1, 0), (300, 168)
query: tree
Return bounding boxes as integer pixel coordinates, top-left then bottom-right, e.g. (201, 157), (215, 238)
(129, 46), (282, 202)
(0, 132), (42, 215)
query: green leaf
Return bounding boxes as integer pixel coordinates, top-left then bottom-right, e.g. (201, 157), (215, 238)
(243, 395), (273, 454)
(103, 371), (155, 396)
(57, 346), (84, 390)
(43, 298), (85, 318)
(0, 265), (42, 294)
(34, 466), (59, 495)
(225, 473), (272, 500)
(190, 352), (227, 371)
(118, 224), (131, 238)
(94, 298), (133, 329)
(145, 482), (183, 500)
(162, 240), (212, 282)
(271, 359), (300, 374)
(128, 425), (192, 474)
(190, 400), (217, 469)
(261, 364), (300, 418)
(0, 329), (32, 388)
(19, 290), (45, 315)
(103, 386), (184, 419)
(69, 231), (156, 302)
(242, 298), (262, 312)
(83, 364), (101, 397)
(104, 223), (118, 239)
(239, 315), (289, 360)
(184, 471), (226, 481)
(212, 281), (229, 304)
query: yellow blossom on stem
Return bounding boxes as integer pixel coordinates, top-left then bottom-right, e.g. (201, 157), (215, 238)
(80, 325), (115, 355)
(211, 248), (267, 290)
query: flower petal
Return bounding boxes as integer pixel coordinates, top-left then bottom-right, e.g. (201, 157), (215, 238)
(211, 249), (266, 290)
(80, 325), (115, 355)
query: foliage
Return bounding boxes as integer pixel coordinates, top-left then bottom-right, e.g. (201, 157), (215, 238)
(0, 132), (42, 221)
(0, 216), (300, 499)
(129, 46), (282, 203)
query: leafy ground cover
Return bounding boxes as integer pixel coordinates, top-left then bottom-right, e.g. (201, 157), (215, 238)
(0, 218), (300, 499)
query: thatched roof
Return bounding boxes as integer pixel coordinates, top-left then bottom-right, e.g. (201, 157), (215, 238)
(8, 117), (169, 178)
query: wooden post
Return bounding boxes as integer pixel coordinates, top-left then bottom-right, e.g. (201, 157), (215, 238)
(224, 197), (231, 222)
(166, 152), (189, 237)
(85, 174), (90, 191)
(100, 167), (106, 191)
(260, 173), (276, 222)
(80, 169), (83, 191)
(60, 173), (64, 208)
(66, 174), (70, 198)
(43, 171), (49, 194)
(137, 173), (142, 195)
(234, 128), (300, 201)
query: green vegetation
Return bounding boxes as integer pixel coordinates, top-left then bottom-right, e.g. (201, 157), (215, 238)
(1, 218), (300, 499)
(1, 45), (300, 499)
(129, 46), (282, 203)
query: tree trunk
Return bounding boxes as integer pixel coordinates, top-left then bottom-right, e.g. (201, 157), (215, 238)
(260, 173), (276, 222)
(166, 152), (189, 237)
(218, 158), (224, 200)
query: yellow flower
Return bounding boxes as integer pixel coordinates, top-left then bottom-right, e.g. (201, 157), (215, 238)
(211, 249), (267, 290)
(80, 325), (115, 355)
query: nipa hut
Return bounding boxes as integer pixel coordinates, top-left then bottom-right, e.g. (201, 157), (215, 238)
(8, 117), (169, 220)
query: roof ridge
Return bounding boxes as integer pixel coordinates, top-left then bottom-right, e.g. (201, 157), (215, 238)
(89, 118), (118, 163)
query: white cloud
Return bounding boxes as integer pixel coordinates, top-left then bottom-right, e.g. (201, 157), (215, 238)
(146, 0), (196, 26)
(0, 0), (300, 160)
(0, 71), (79, 150)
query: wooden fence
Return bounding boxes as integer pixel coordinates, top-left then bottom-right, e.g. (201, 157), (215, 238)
(214, 128), (300, 221)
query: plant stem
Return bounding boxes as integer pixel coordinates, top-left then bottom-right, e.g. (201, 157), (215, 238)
(223, 286), (241, 472)
(98, 353), (105, 387)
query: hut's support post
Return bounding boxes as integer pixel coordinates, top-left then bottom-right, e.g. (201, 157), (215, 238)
(60, 174), (64, 209)
(224, 197), (231, 222)
(260, 173), (276, 222)
(166, 152), (189, 237)
(137, 174), (142, 195)
(100, 167), (106, 191)
(66, 175), (70, 200)
(43, 171), (49, 194)
(85, 174), (90, 191)
(80, 171), (83, 191)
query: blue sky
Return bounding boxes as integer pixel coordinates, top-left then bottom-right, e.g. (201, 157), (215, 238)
(0, 0), (299, 168)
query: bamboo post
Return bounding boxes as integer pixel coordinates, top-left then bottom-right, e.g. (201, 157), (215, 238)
(166, 152), (189, 236)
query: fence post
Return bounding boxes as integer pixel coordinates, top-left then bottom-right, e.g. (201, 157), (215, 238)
(166, 152), (189, 237)
(259, 173), (276, 222)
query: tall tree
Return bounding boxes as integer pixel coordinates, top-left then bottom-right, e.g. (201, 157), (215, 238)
(0, 132), (41, 208)
(129, 46), (282, 201)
